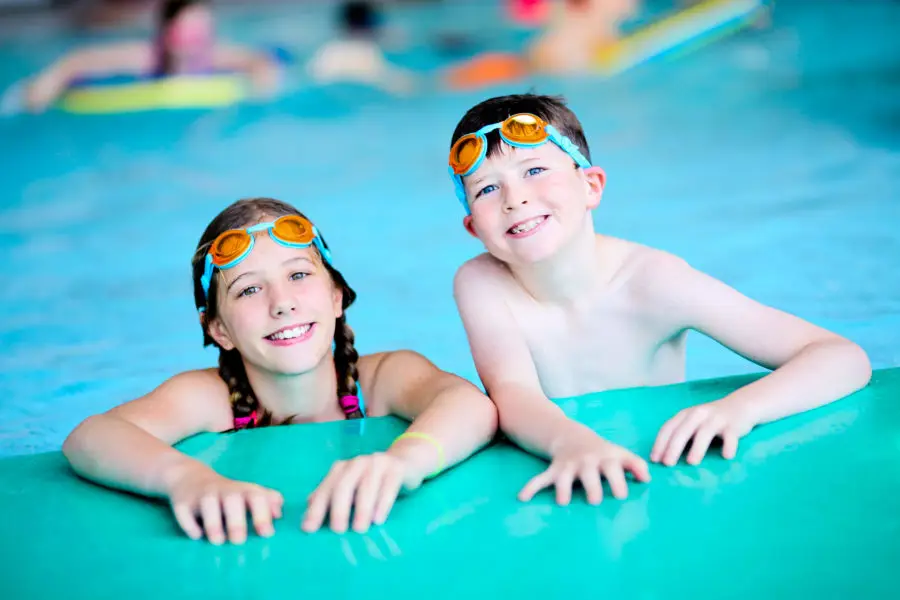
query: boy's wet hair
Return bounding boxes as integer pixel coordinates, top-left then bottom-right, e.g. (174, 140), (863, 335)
(450, 93), (592, 165)
(191, 197), (363, 428)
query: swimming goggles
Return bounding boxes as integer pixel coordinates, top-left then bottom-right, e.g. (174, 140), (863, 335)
(448, 112), (591, 213)
(199, 215), (332, 304)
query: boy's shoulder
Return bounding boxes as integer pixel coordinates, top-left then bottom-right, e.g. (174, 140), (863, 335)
(452, 238), (694, 299)
(607, 237), (696, 304)
(453, 252), (516, 295)
(608, 237), (690, 280)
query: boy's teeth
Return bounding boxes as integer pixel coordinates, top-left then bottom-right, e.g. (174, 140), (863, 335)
(269, 324), (311, 340)
(510, 216), (545, 234)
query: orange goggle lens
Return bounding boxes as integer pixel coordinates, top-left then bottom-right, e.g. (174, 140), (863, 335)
(449, 134), (485, 175)
(210, 230), (252, 267)
(271, 215), (316, 245)
(449, 113), (551, 176)
(501, 113), (549, 144)
(209, 215), (317, 267)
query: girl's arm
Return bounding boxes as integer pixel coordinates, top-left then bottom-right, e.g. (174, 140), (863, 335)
(302, 351), (498, 534)
(62, 369), (283, 545)
(378, 350), (499, 478)
(26, 42), (153, 112)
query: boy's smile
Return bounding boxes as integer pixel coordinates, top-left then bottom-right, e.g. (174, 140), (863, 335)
(462, 143), (604, 264)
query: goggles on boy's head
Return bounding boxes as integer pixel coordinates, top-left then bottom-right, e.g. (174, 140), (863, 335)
(199, 215), (332, 307)
(448, 113), (592, 214)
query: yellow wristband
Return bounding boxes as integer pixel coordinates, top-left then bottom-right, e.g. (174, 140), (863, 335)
(392, 432), (446, 479)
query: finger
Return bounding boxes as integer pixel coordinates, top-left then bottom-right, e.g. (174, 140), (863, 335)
(687, 423), (721, 465)
(172, 502), (203, 540)
(623, 454), (652, 482)
(372, 468), (404, 526)
(577, 466), (603, 505)
(721, 429), (739, 460)
(302, 464), (345, 533)
(222, 493), (248, 545)
(554, 466), (576, 506)
(651, 412), (688, 462)
(247, 492), (276, 538)
(662, 413), (706, 466)
(352, 462), (387, 533)
(602, 463), (629, 500)
(267, 490), (284, 520)
(199, 495), (225, 545)
(518, 467), (556, 502)
(328, 460), (368, 534)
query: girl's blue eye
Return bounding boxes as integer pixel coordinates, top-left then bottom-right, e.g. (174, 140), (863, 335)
(290, 272), (308, 281)
(526, 166), (546, 177)
(239, 286), (260, 298)
(475, 184), (498, 199)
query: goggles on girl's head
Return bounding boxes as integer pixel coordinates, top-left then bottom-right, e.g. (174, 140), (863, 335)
(448, 113), (592, 214)
(199, 215), (332, 306)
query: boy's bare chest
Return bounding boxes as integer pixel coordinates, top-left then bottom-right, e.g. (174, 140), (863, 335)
(513, 296), (685, 398)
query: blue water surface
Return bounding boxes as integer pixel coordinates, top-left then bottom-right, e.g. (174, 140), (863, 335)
(1, 0), (898, 456)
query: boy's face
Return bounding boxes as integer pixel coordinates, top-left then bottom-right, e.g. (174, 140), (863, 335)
(461, 141), (605, 265)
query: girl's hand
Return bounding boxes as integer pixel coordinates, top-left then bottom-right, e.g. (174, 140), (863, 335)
(302, 452), (420, 534)
(651, 398), (758, 466)
(519, 424), (651, 505)
(166, 464), (284, 545)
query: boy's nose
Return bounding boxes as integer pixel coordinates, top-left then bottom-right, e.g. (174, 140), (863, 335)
(502, 186), (530, 213)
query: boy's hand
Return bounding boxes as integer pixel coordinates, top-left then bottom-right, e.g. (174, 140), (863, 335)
(302, 451), (421, 535)
(651, 398), (757, 466)
(519, 424), (650, 505)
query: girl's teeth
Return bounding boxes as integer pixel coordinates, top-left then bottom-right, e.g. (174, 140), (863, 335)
(270, 325), (311, 340)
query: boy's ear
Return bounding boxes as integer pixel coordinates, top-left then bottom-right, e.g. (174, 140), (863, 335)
(463, 215), (479, 238)
(584, 166), (606, 209)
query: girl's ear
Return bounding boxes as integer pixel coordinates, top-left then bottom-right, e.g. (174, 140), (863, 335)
(206, 316), (236, 351)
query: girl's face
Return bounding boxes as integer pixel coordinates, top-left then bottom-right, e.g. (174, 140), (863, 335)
(206, 228), (343, 377)
(164, 5), (214, 54)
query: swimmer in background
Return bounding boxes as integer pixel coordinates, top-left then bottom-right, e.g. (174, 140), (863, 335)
(528, 0), (639, 73)
(306, 1), (416, 95)
(25, 0), (279, 113)
(445, 0), (639, 89)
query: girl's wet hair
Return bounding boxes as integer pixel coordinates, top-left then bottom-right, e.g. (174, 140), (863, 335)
(191, 197), (363, 428)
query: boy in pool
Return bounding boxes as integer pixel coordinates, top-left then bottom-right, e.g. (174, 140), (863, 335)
(448, 93), (871, 505)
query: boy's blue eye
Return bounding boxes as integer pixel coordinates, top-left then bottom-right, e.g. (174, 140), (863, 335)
(239, 285), (260, 298)
(526, 166), (546, 177)
(475, 184), (498, 199)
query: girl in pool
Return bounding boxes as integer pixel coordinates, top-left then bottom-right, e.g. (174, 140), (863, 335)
(62, 197), (498, 543)
(25, 0), (279, 112)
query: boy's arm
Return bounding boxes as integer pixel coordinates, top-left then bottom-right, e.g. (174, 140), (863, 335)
(647, 254), (871, 465)
(453, 259), (649, 504)
(453, 259), (577, 458)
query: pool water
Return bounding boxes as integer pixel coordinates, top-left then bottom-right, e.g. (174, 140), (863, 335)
(1, 0), (898, 456)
